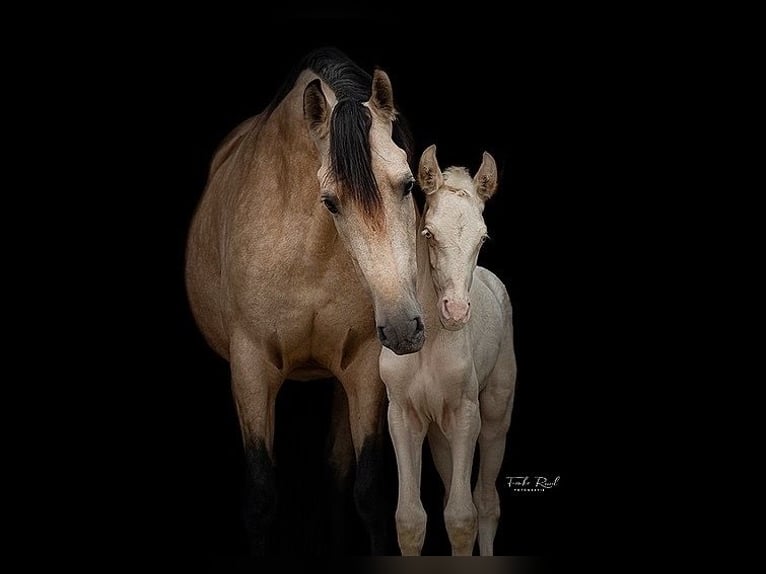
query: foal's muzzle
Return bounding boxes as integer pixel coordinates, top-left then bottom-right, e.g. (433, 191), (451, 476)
(439, 297), (471, 330)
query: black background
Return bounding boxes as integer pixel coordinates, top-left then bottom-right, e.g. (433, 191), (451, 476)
(90, 22), (610, 562)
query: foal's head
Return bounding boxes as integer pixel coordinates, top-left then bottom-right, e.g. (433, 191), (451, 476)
(417, 145), (498, 331)
(303, 70), (424, 354)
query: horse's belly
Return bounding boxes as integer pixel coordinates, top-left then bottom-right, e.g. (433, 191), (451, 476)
(287, 366), (335, 381)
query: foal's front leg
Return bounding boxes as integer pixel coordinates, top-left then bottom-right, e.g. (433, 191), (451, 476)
(388, 400), (428, 555)
(443, 397), (481, 555)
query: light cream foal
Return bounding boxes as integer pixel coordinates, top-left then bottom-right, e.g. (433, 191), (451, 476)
(379, 145), (517, 555)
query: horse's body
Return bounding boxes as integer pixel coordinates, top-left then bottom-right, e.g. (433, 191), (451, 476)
(185, 48), (423, 554)
(379, 146), (516, 555)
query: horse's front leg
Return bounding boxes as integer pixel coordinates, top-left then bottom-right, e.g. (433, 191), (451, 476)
(230, 332), (284, 556)
(336, 350), (391, 555)
(387, 399), (428, 555)
(443, 395), (481, 555)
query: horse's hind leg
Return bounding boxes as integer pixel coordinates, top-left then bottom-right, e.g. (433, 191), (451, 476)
(230, 334), (284, 556)
(336, 353), (390, 555)
(474, 358), (515, 555)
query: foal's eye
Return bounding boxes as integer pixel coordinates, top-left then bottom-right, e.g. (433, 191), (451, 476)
(422, 229), (433, 239)
(404, 179), (415, 197)
(321, 196), (339, 214)
(480, 234), (490, 244)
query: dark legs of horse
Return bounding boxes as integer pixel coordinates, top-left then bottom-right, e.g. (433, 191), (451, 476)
(354, 427), (389, 555)
(230, 336), (284, 556)
(338, 356), (390, 555)
(242, 438), (277, 555)
(327, 381), (355, 554)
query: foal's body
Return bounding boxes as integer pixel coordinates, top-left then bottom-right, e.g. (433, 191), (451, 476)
(380, 147), (516, 555)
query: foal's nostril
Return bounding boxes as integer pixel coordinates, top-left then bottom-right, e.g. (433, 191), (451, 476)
(377, 326), (387, 342)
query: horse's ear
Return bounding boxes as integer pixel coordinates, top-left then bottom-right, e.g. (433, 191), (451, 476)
(418, 144), (443, 196)
(303, 79), (330, 142)
(369, 68), (395, 121)
(474, 152), (498, 202)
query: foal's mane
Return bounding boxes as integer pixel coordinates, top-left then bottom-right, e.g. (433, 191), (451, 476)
(268, 47), (413, 216)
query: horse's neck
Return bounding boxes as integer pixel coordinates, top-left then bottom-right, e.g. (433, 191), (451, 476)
(253, 70), (328, 197)
(243, 72), (340, 251)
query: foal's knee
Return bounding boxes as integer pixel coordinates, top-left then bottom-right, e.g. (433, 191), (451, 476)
(395, 503), (427, 555)
(444, 501), (478, 554)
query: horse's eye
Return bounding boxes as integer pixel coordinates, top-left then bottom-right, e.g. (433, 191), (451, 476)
(404, 179), (415, 197)
(322, 197), (339, 214)
(480, 234), (489, 244)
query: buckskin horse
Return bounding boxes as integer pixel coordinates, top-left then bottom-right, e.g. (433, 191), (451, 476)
(185, 48), (424, 554)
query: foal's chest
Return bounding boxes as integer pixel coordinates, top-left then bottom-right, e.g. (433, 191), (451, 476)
(381, 346), (475, 419)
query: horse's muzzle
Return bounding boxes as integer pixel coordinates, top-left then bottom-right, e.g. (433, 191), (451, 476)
(377, 315), (425, 355)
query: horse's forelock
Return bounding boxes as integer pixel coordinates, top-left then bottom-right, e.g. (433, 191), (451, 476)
(329, 99), (382, 218)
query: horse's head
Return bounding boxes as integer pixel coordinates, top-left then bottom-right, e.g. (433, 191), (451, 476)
(303, 70), (424, 355)
(417, 145), (498, 331)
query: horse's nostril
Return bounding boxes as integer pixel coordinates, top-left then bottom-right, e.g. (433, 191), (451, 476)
(377, 326), (387, 342)
(414, 316), (424, 334)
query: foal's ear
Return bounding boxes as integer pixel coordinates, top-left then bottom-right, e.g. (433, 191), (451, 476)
(303, 79), (330, 142)
(369, 68), (396, 121)
(474, 152), (498, 202)
(418, 144), (443, 195)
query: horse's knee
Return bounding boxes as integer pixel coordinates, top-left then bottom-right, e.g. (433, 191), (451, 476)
(395, 503), (427, 555)
(242, 439), (277, 554)
(444, 501), (478, 552)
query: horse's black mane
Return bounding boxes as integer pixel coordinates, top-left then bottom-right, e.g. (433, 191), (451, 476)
(268, 47), (413, 216)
